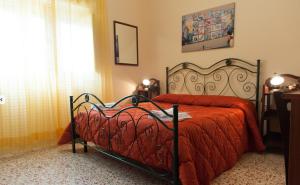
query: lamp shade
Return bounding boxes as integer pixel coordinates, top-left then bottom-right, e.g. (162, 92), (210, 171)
(142, 79), (150, 86)
(270, 74), (284, 86)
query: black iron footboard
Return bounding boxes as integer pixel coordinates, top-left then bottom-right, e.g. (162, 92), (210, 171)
(69, 93), (179, 185)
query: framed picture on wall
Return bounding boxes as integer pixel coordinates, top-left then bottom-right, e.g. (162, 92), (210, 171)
(182, 3), (235, 52)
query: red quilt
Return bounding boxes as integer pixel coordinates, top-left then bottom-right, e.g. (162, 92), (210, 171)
(59, 94), (265, 185)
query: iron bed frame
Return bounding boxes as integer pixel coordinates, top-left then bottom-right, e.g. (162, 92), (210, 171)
(69, 58), (260, 185)
(70, 94), (180, 184)
(166, 58), (261, 112)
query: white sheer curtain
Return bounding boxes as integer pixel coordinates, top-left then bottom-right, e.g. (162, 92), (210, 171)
(0, 0), (110, 153)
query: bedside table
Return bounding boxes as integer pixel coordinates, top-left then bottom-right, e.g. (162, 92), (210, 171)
(261, 86), (282, 152)
(137, 78), (160, 102)
(137, 89), (150, 102)
(261, 74), (300, 153)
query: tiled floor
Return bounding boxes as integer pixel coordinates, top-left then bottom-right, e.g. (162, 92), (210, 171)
(0, 145), (285, 185)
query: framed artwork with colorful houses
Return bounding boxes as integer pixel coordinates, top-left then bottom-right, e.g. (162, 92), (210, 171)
(182, 3), (235, 52)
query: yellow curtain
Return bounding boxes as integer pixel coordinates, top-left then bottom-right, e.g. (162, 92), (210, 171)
(0, 0), (112, 154)
(91, 0), (114, 102)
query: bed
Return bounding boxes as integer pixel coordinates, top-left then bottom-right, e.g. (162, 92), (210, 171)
(59, 58), (265, 185)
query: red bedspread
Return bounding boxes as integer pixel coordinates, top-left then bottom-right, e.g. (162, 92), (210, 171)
(59, 94), (265, 185)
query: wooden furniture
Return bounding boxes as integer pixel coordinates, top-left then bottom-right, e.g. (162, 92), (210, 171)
(137, 78), (160, 101)
(274, 90), (300, 185)
(273, 91), (290, 184)
(261, 82), (282, 151)
(283, 91), (300, 185)
(137, 89), (149, 102)
(261, 74), (300, 151)
(270, 74), (300, 184)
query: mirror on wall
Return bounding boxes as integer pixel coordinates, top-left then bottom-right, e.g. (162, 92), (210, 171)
(113, 21), (138, 66)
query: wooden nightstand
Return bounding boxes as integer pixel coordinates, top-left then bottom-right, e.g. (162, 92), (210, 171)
(137, 78), (160, 102)
(261, 74), (300, 152)
(137, 89), (150, 102)
(261, 86), (283, 152)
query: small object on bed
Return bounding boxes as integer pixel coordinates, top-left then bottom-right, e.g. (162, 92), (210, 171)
(90, 102), (118, 110)
(150, 108), (191, 121)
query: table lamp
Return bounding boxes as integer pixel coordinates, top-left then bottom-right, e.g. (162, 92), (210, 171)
(143, 79), (150, 90)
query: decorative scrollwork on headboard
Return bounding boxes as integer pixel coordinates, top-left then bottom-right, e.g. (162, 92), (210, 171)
(166, 58), (261, 111)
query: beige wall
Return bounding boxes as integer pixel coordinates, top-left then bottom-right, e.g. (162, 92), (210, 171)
(107, 0), (300, 99)
(148, 0), (300, 93)
(107, 0), (154, 101)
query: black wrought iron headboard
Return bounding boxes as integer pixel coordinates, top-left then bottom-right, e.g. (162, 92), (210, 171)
(166, 58), (261, 111)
